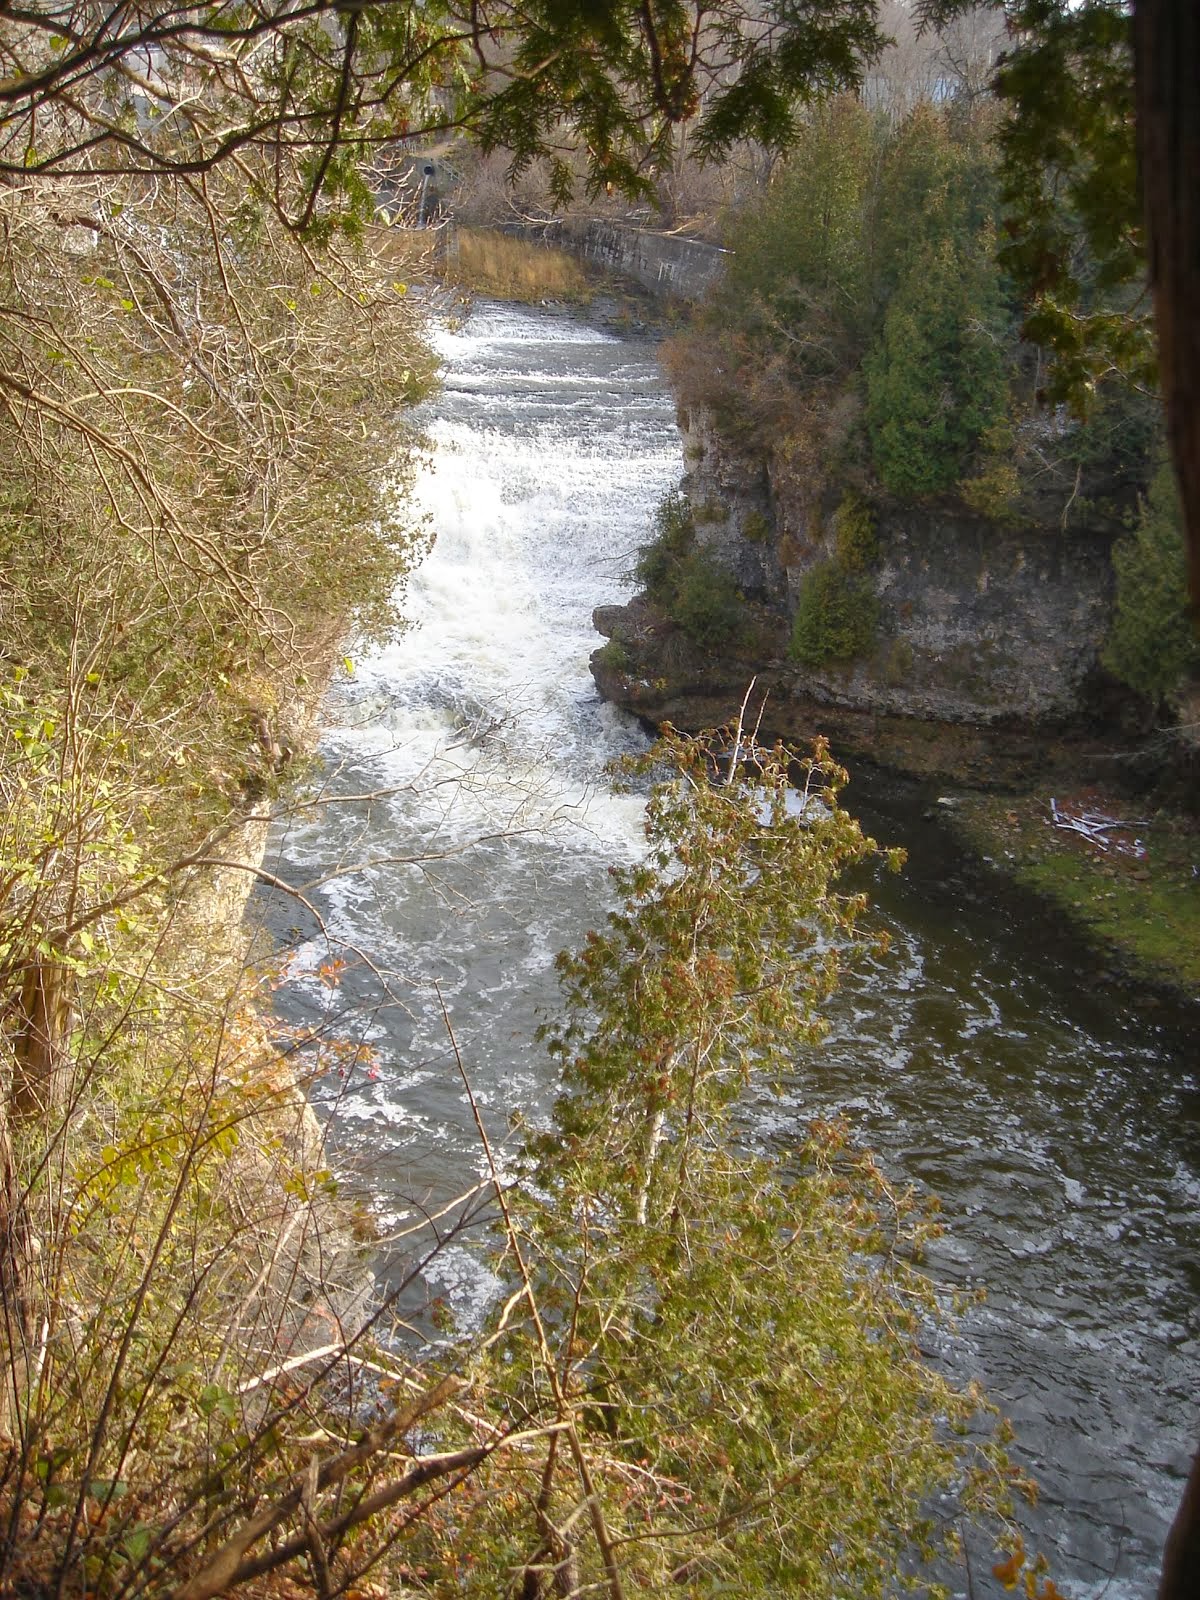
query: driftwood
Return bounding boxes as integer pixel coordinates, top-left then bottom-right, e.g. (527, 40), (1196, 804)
(1048, 798), (1150, 859)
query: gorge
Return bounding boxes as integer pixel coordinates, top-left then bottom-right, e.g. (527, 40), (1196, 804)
(262, 298), (1200, 1598)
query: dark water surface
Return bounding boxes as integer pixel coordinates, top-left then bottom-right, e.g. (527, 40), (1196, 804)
(260, 301), (1200, 1597)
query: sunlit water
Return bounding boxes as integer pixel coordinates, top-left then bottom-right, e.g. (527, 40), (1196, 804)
(257, 300), (1200, 1597)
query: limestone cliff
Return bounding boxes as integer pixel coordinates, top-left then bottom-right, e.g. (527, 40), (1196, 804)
(592, 405), (1134, 785)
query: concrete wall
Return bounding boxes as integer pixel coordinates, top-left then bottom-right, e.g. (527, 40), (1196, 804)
(509, 217), (728, 303)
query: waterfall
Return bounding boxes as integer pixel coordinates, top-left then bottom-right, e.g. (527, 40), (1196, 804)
(258, 298), (1199, 1599)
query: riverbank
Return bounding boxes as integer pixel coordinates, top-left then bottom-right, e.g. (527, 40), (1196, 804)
(0, 202), (438, 1593)
(940, 782), (1200, 1002)
(594, 622), (1200, 1003)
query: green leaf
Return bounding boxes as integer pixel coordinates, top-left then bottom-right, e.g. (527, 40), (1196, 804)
(123, 1528), (151, 1564)
(197, 1383), (237, 1421)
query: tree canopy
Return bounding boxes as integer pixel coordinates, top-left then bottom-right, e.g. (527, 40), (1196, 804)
(0, 0), (885, 217)
(927, 0), (1199, 613)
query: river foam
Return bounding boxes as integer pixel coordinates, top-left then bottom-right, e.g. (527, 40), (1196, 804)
(258, 299), (1199, 1600)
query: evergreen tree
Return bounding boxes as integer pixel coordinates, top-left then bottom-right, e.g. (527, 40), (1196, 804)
(454, 727), (1016, 1599)
(1104, 461), (1200, 702)
(720, 97), (880, 369)
(866, 232), (1009, 498)
(871, 101), (998, 308)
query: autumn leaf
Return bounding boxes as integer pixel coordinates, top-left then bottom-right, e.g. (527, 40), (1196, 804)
(992, 1543), (1025, 1589)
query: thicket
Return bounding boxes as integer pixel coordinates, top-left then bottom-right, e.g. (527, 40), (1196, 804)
(0, 161), (440, 1595)
(663, 98), (1152, 528)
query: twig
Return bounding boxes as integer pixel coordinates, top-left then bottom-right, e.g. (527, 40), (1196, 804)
(435, 985), (628, 1600)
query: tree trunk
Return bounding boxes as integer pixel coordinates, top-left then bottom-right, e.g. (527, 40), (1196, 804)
(1, 959), (74, 1437)
(1136, 11), (1200, 1576)
(0, 1100), (31, 1440)
(1135, 0), (1200, 616)
(10, 961), (74, 1120)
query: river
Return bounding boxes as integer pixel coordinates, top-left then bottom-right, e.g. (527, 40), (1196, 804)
(259, 299), (1200, 1597)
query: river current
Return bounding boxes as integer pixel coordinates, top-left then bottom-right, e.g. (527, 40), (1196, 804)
(260, 300), (1200, 1597)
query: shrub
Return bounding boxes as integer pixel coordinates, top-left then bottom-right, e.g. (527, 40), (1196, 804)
(790, 560), (879, 666)
(672, 552), (745, 648)
(742, 508), (772, 544)
(692, 496), (727, 524)
(883, 636), (915, 686)
(960, 421), (1024, 524)
(0, 162), (448, 1599)
(865, 235), (1009, 500)
(1104, 461), (1200, 703)
(633, 490), (695, 600)
(595, 637), (631, 674)
(461, 728), (1017, 1600)
(633, 492), (745, 649)
(832, 491), (878, 571)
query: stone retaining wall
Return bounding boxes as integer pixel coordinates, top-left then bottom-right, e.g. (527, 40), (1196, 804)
(508, 217), (727, 302)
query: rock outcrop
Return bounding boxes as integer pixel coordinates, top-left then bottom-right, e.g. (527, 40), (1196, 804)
(592, 407), (1136, 786)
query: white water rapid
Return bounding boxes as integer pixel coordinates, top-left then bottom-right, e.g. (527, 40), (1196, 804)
(259, 299), (1199, 1600)
(264, 300), (677, 1244)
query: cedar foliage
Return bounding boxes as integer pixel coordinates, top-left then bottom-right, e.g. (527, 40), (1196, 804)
(866, 232), (1008, 498)
(679, 100), (1011, 504)
(436, 727), (1020, 1598)
(790, 495), (881, 666)
(0, 161), (440, 1597)
(1104, 461), (1200, 703)
(665, 96), (1150, 528)
(635, 493), (746, 649)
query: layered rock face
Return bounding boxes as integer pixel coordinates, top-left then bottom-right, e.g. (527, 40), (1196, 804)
(592, 407), (1129, 785)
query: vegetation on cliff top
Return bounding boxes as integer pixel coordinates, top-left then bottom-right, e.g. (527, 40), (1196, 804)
(657, 88), (1197, 728)
(665, 97), (1155, 533)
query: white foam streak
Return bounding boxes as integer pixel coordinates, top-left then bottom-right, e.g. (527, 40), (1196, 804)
(267, 300), (682, 1206)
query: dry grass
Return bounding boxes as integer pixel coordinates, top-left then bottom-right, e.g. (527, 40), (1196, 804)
(369, 223), (443, 281)
(443, 228), (590, 303)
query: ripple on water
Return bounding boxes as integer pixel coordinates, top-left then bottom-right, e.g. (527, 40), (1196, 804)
(257, 300), (1200, 1600)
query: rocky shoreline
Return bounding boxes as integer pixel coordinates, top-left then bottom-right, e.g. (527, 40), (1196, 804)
(592, 591), (1140, 789)
(590, 604), (1200, 1003)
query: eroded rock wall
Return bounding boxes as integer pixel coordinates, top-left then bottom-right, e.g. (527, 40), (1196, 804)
(594, 406), (1127, 784)
(681, 407), (1117, 725)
